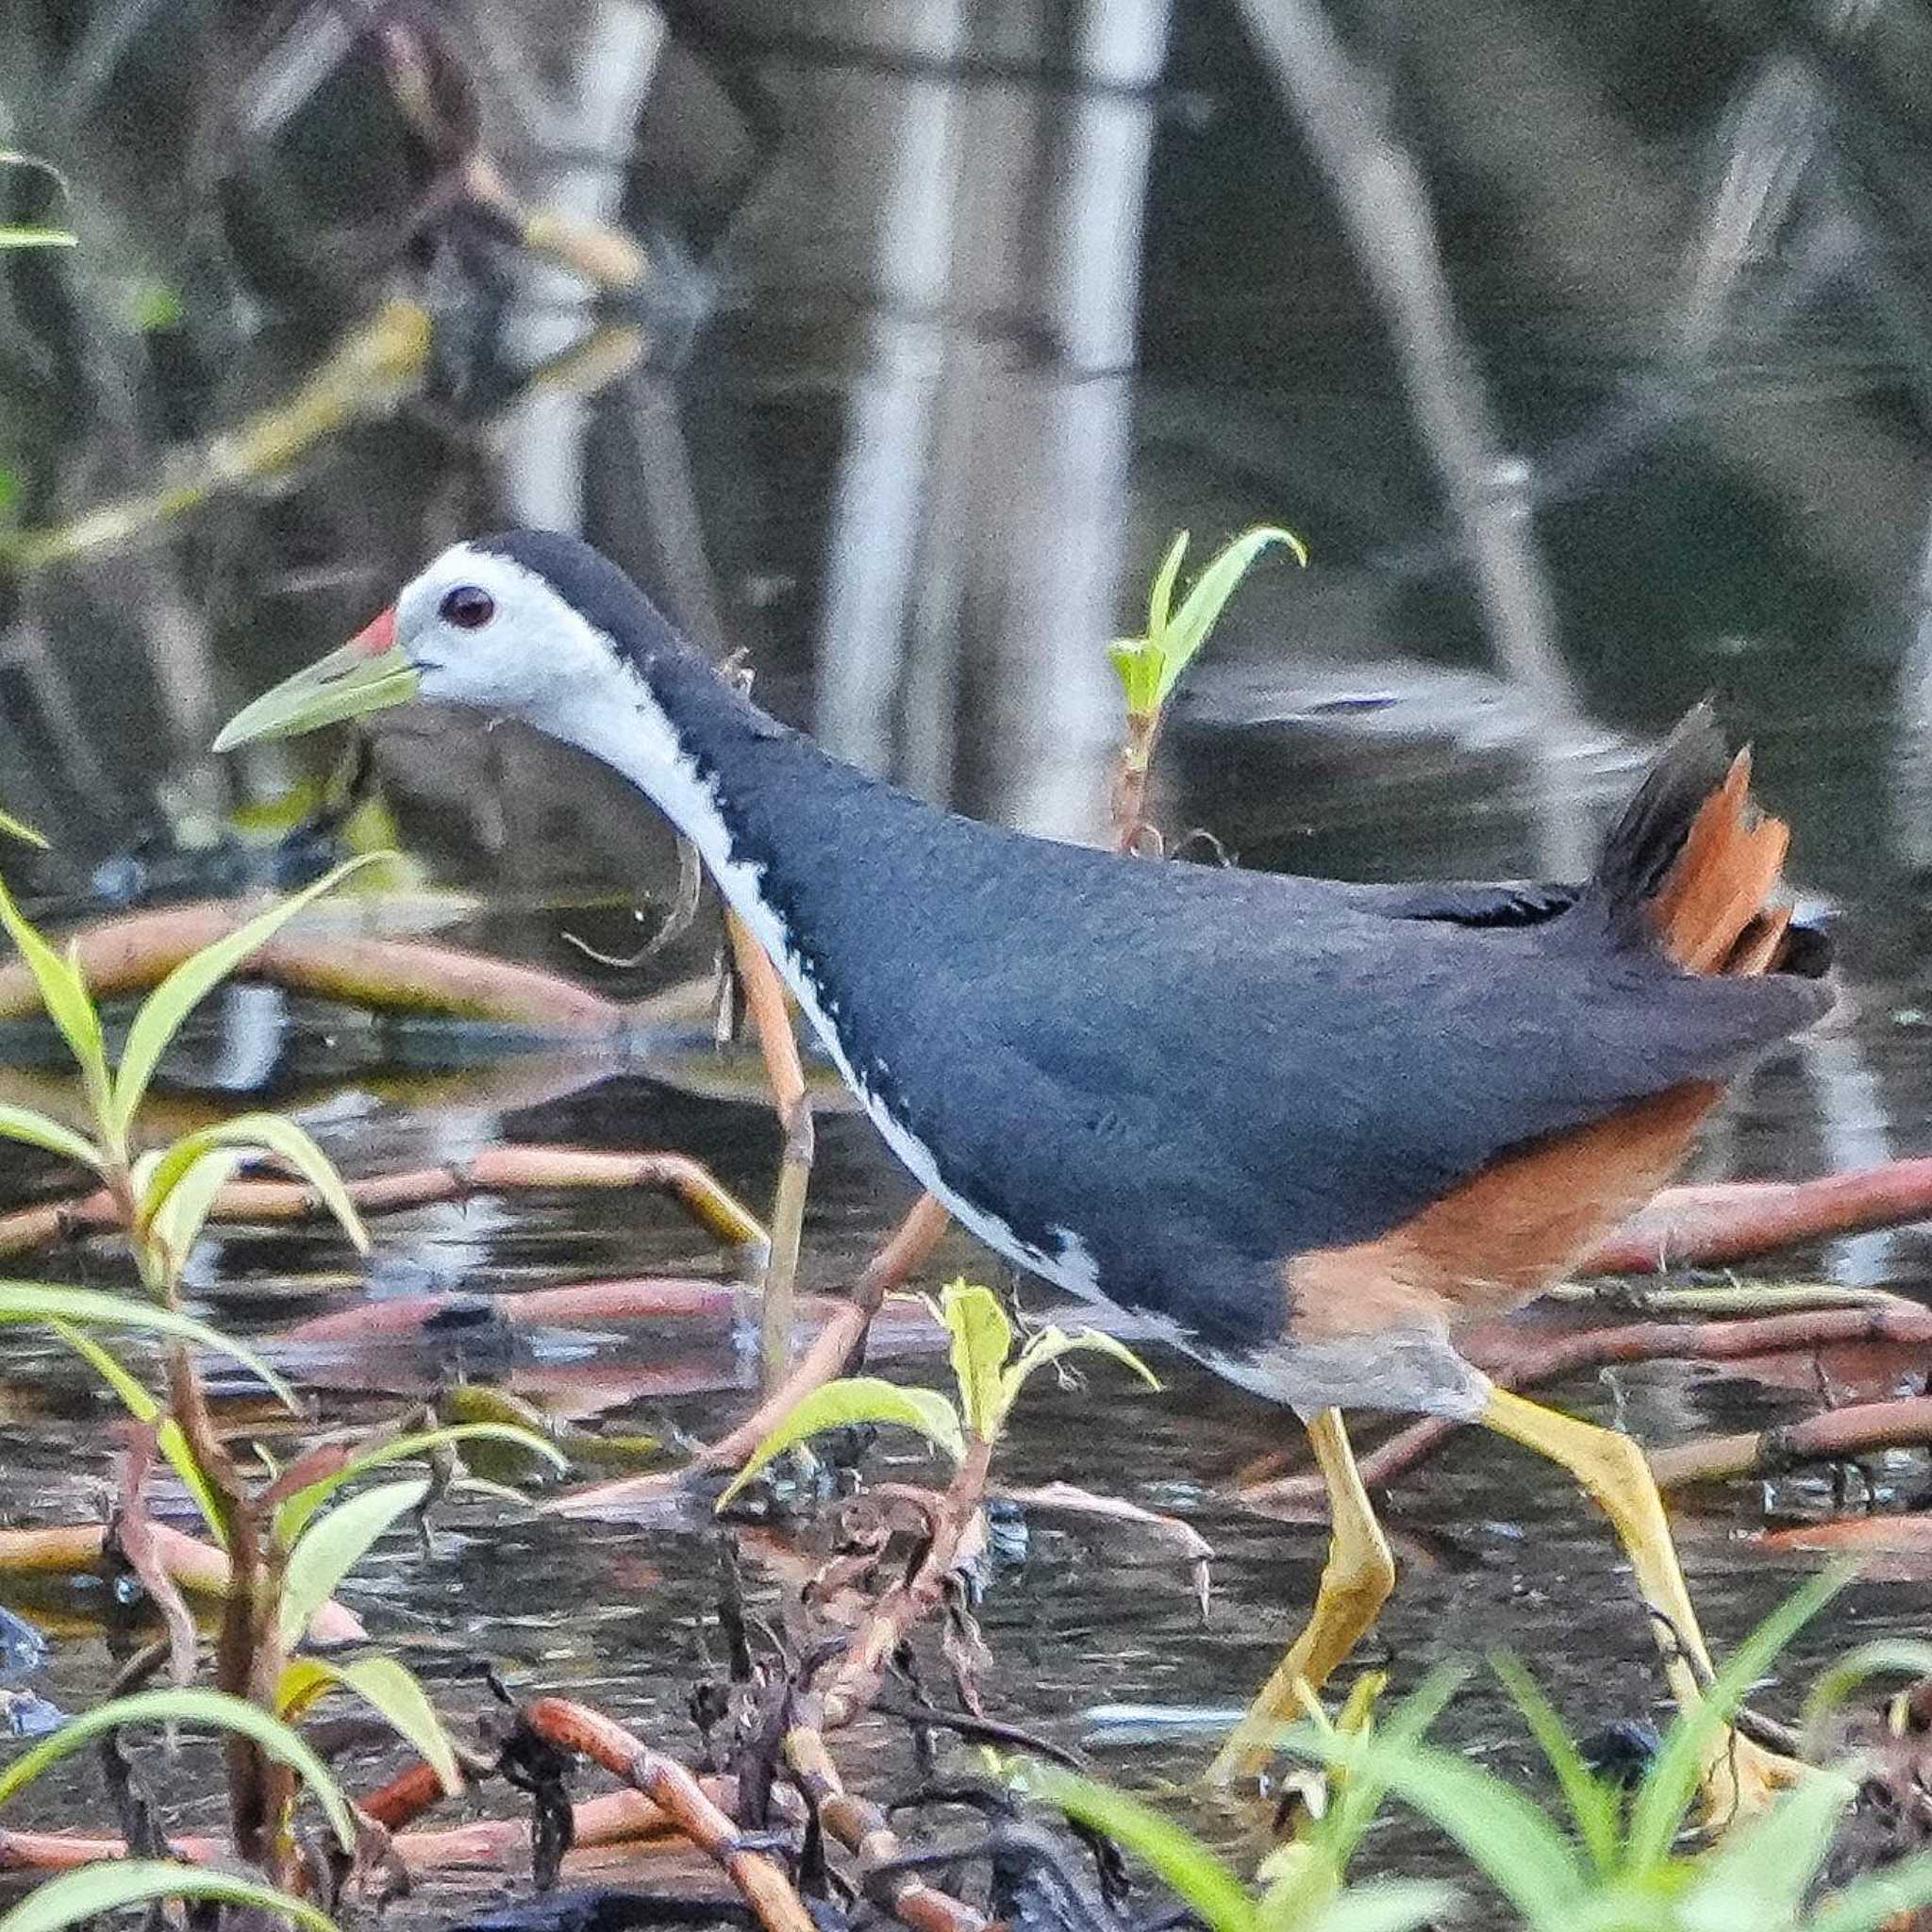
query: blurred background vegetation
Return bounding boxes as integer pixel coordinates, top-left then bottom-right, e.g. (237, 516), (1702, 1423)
(4, 0), (1931, 903)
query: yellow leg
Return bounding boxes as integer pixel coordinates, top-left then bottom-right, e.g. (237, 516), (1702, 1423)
(1208, 1407), (1395, 1784)
(1479, 1387), (1803, 1821)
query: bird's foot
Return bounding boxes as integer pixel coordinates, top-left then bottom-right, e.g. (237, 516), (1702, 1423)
(1698, 1726), (1814, 1833)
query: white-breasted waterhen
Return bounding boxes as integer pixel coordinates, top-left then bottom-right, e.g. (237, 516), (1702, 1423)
(217, 530), (1834, 1807)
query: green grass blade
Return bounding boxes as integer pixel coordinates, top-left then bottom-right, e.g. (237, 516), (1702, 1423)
(0, 1863), (340, 1932)
(1625, 1565), (1851, 1874)
(278, 1477), (429, 1651)
(0, 807), (47, 847)
(111, 855), (384, 1137)
(0, 1688), (356, 1850)
(1320, 1665), (1467, 1862)
(1146, 530), (1191, 636)
(999, 1324), (1159, 1432)
(0, 228), (76, 248)
(1156, 525), (1305, 709)
(145, 1148), (243, 1280)
(1491, 1653), (1623, 1877)
(714, 1376), (964, 1508)
(0, 874), (110, 1122)
(0, 1281), (296, 1408)
(1285, 1883), (1462, 1932)
(942, 1281), (1012, 1439)
(1285, 1731), (1587, 1924)
(0, 1105), (103, 1173)
(1680, 1768), (1856, 1925)
(274, 1422), (568, 1544)
(1014, 1760), (1256, 1932)
(1802, 1638), (1932, 1739)
(43, 1319), (226, 1543)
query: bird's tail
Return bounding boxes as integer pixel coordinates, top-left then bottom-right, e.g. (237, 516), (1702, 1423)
(1591, 705), (1830, 981)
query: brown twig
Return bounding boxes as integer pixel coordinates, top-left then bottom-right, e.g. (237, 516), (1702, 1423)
(0, 1523), (363, 1643)
(816, 1438), (994, 1731)
(724, 912), (815, 1397)
(1647, 1395), (1932, 1489)
(110, 1426), (199, 1686)
(0, 903), (624, 1032)
(1580, 1158), (1932, 1274)
(0, 1145), (765, 1264)
(519, 1699), (815, 1932)
(784, 1724), (989, 1932)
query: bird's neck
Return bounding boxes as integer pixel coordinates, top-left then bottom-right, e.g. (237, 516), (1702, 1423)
(527, 641), (886, 1002)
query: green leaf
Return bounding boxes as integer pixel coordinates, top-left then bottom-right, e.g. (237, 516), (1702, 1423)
(1284, 1729), (1586, 1925)
(1145, 530), (1191, 639)
(1013, 1759), (1257, 1932)
(44, 1319), (226, 1544)
(0, 1862), (340, 1932)
(715, 1376), (964, 1509)
(279, 1476), (429, 1651)
(1679, 1767), (1856, 1927)
(0, 1281), (296, 1409)
(1278, 1883), (1461, 1932)
(0, 1688), (356, 1850)
(0, 1104), (103, 1172)
(1807, 1849), (1932, 1932)
(278, 1654), (463, 1795)
(0, 806), (45, 847)
(111, 855), (385, 1139)
(142, 1111), (369, 1255)
(998, 1323), (1160, 1433)
(275, 1422), (568, 1544)
(0, 874), (110, 1127)
(145, 1148), (243, 1281)
(1625, 1565), (1850, 1874)
(941, 1281), (1013, 1441)
(1492, 1653), (1623, 1877)
(1158, 525), (1307, 708)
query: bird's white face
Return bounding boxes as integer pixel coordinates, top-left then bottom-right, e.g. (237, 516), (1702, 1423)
(391, 543), (616, 721)
(212, 541), (625, 750)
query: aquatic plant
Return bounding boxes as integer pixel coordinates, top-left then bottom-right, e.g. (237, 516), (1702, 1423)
(0, 859), (561, 1920)
(718, 1277), (1158, 1505)
(1008, 1582), (1932, 1932)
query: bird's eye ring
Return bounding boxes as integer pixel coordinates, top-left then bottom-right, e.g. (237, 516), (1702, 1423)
(440, 586), (496, 630)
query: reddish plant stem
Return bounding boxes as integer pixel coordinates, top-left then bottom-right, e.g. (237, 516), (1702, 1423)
(1647, 1394), (1932, 1489)
(725, 911), (814, 1395)
(0, 1145), (765, 1263)
(0, 905), (624, 1031)
(817, 1436), (994, 1731)
(1579, 1157), (1932, 1274)
(0, 1523), (363, 1641)
(521, 1699), (815, 1932)
(784, 1724), (989, 1932)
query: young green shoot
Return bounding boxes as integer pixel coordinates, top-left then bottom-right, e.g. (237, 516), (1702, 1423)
(717, 1279), (1157, 1507)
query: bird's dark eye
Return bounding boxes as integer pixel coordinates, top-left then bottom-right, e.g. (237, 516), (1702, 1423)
(439, 586), (496, 630)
